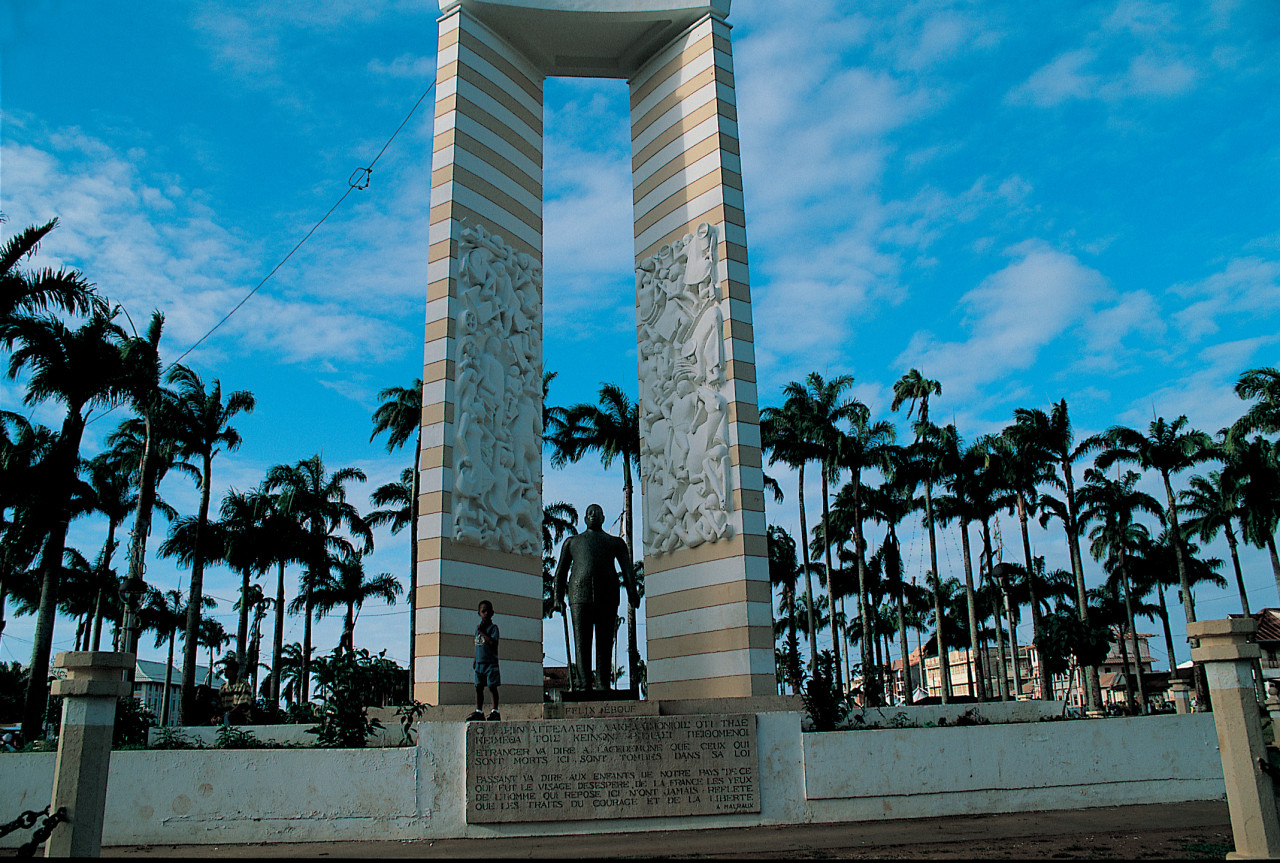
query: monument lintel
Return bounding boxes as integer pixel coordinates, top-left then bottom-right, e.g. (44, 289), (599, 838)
(438, 0), (731, 78)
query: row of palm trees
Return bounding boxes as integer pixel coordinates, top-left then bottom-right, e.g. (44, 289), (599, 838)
(760, 368), (1280, 713)
(2, 219), (408, 738)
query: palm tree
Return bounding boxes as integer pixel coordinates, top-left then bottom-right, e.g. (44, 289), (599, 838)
(309, 551), (402, 653)
(1234, 367), (1280, 437)
(251, 488), (306, 705)
(370, 379), (422, 685)
(550, 383), (641, 686)
(903, 423), (956, 701)
(112, 311), (178, 658)
(767, 524), (802, 693)
(1093, 416), (1214, 632)
(834, 404), (895, 704)
(864, 477), (921, 703)
(1078, 468), (1163, 713)
(1022, 400), (1102, 713)
(0, 218), (102, 322)
(776, 373), (859, 688)
(1222, 434), (1280, 600)
(761, 400), (822, 673)
(1127, 529), (1227, 672)
(1181, 467), (1251, 614)
(890, 370), (946, 700)
(197, 618), (231, 685)
(0, 414), (55, 650)
(998, 415), (1057, 700)
(277, 642), (309, 707)
(935, 431), (990, 701)
(215, 489), (274, 668)
(4, 310), (130, 739)
(82, 452), (136, 649)
(265, 455), (371, 702)
(167, 364), (255, 724)
(142, 588), (213, 726)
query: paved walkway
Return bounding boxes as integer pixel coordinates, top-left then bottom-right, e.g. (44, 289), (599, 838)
(87, 800), (1233, 859)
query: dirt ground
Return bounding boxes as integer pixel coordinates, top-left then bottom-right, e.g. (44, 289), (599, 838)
(65, 800), (1235, 859)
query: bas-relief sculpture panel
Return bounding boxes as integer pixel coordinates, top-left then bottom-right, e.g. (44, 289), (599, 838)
(636, 223), (733, 556)
(452, 223), (542, 557)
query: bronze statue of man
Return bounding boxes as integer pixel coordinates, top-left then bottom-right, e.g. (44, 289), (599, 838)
(554, 504), (639, 691)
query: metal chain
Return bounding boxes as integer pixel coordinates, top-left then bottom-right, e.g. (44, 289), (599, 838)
(0, 807), (46, 838)
(16, 807), (67, 857)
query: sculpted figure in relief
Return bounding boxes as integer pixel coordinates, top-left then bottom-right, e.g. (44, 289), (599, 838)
(452, 224), (542, 556)
(635, 222), (733, 556)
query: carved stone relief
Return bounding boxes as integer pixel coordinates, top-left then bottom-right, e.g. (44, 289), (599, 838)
(452, 224), (542, 556)
(636, 223), (733, 555)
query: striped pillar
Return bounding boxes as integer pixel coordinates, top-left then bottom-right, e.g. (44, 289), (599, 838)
(418, 4), (547, 706)
(418, 0), (772, 705)
(629, 14), (774, 701)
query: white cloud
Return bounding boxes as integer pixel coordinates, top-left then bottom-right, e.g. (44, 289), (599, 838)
(2, 118), (435, 378)
(895, 242), (1108, 401)
(367, 54), (436, 79)
(1171, 257), (1280, 340)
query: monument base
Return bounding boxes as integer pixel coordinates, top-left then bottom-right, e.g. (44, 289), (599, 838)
(558, 688), (638, 702)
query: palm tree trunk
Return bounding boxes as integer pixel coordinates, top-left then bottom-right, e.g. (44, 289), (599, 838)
(161, 630), (175, 726)
(786, 588), (800, 694)
(1119, 566), (1147, 714)
(958, 519), (986, 700)
(990, 584), (1009, 701)
(180, 453), (214, 727)
(852, 479), (875, 705)
(91, 521), (117, 651)
(237, 568), (252, 668)
(1004, 589), (1022, 699)
(122, 413), (160, 663)
(1018, 493), (1053, 699)
(272, 561), (285, 704)
(1162, 472), (1208, 708)
(21, 415), (84, 741)
(1266, 533), (1280, 605)
(303, 595), (314, 702)
(924, 480), (950, 702)
(984, 508), (1020, 702)
(1063, 457), (1103, 713)
(895, 591), (910, 704)
(344, 601), (356, 652)
(798, 465), (817, 673)
(1225, 527), (1250, 615)
(1116, 624), (1135, 713)
(1156, 588), (1177, 670)
(820, 460), (842, 689)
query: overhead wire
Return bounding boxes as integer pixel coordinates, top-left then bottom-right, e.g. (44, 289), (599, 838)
(82, 76), (437, 428)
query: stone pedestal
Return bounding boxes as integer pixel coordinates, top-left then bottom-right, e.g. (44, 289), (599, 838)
(1189, 618), (1280, 860)
(1170, 678), (1194, 715)
(45, 651), (133, 858)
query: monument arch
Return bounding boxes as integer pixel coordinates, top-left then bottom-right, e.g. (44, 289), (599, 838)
(417, 0), (772, 704)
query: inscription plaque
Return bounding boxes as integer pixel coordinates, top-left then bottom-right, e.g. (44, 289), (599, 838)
(466, 714), (759, 823)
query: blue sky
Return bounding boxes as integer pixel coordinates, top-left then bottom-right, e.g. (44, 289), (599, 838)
(2, 0), (1279, 685)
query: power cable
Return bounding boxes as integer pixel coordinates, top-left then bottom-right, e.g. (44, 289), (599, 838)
(81, 77), (436, 427)
(164, 78), (436, 371)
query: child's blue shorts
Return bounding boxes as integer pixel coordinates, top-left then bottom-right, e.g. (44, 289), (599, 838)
(475, 662), (501, 688)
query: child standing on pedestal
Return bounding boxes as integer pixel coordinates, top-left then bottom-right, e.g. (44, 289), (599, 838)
(469, 599), (501, 721)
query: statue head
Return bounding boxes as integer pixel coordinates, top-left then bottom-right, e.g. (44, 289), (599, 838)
(585, 504), (604, 529)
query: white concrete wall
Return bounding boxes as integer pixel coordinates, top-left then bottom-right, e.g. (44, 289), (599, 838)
(804, 714), (1225, 822)
(0, 713), (1224, 847)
